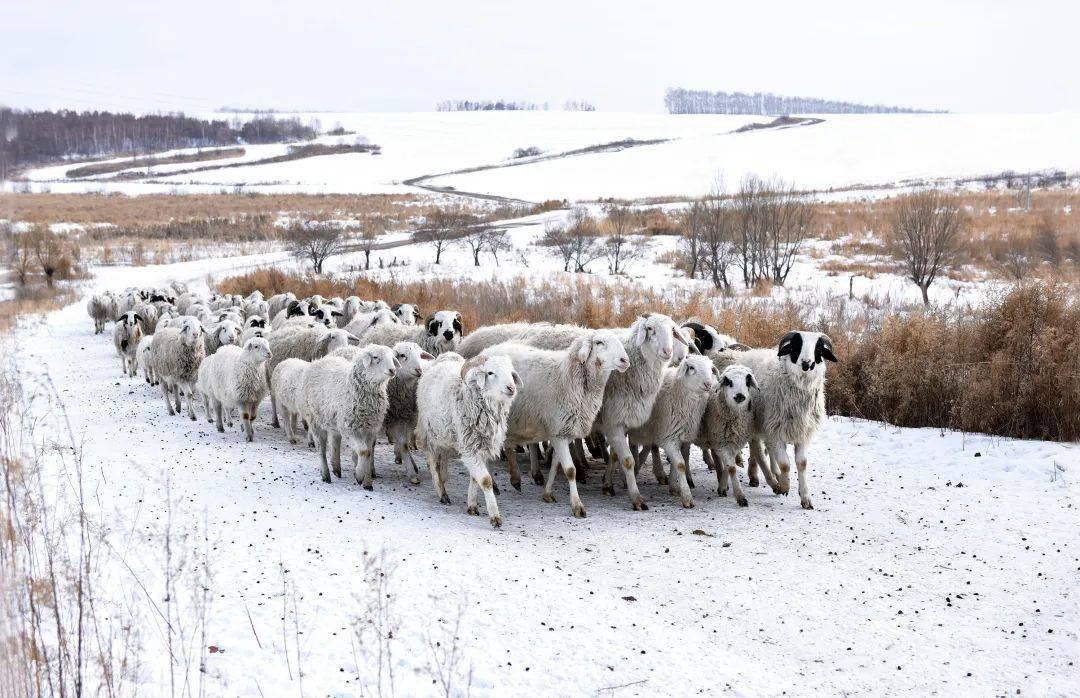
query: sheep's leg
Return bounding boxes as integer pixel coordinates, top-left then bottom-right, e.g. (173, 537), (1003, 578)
(185, 387), (197, 421)
(604, 428), (647, 511)
(393, 441), (403, 465)
(702, 447), (716, 472)
(570, 439), (589, 483)
(353, 433), (374, 490)
(680, 443), (695, 489)
(266, 365), (280, 428)
(202, 392), (212, 423)
(714, 449), (728, 496)
(464, 455), (502, 528)
(242, 403), (255, 442)
(161, 381), (176, 416)
(551, 439), (586, 518)
(661, 441), (694, 508)
(650, 445), (666, 484)
(466, 477), (479, 515)
(505, 446), (522, 492)
(585, 434), (606, 460)
(283, 409), (296, 444)
(172, 386), (182, 414)
(749, 439), (780, 493)
(716, 447), (748, 506)
(388, 423), (420, 484)
(794, 442), (812, 510)
(330, 432), (343, 479)
(313, 426), (331, 483)
(528, 443), (543, 486)
(214, 400), (225, 433)
(764, 440), (792, 497)
(427, 452), (450, 504)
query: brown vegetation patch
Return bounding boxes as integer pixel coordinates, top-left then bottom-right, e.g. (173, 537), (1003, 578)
(65, 147), (246, 178)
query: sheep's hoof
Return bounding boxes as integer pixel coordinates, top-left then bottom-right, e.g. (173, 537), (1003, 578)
(801, 498), (814, 510)
(321, 473), (331, 484)
(511, 479), (521, 492)
(333, 467), (342, 479)
(681, 499), (695, 509)
(362, 483), (373, 491)
(631, 498), (648, 511)
(657, 475), (669, 486)
(492, 482), (501, 496)
(571, 504), (587, 519)
(439, 493), (451, 505)
(718, 488), (727, 497)
(737, 496), (749, 507)
(467, 505), (480, 516)
(532, 472), (545, 486)
(409, 475), (421, 485)
(541, 492), (556, 504)
(271, 420), (281, 429)
(246, 433), (253, 443)
(686, 475), (696, 489)
(490, 516), (503, 529)
(289, 438), (297, 445)
(770, 484), (783, 495)
(601, 485), (615, 497)
(216, 425), (224, 433)
(748, 477), (759, 487)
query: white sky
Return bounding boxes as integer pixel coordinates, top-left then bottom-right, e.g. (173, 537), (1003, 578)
(3, 0), (1077, 114)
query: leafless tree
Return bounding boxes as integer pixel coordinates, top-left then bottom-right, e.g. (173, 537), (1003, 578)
(414, 206), (478, 264)
(31, 227), (66, 287)
(8, 228), (36, 285)
(602, 204), (643, 274)
(677, 201), (706, 279)
(485, 229), (513, 264)
(992, 235), (1033, 282)
(700, 196), (737, 290)
(357, 213), (388, 271)
(731, 175), (812, 287)
(541, 223), (575, 272)
(1033, 215), (1061, 267)
(460, 219), (496, 267)
(283, 222), (344, 274)
(891, 190), (964, 304)
(540, 208), (602, 273)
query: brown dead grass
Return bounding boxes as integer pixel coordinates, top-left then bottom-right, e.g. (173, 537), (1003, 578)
(65, 147), (246, 178)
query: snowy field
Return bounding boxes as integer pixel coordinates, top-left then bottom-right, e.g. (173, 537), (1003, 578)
(9, 249), (1079, 696)
(16, 112), (1080, 201)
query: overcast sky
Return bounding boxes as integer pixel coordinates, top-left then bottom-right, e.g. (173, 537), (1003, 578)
(3, 0), (1077, 114)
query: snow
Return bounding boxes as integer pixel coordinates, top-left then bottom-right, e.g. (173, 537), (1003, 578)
(9, 252), (1078, 696)
(18, 112), (1079, 201)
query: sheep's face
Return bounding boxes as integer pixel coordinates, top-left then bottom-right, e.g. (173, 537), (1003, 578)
(392, 341), (434, 380)
(719, 365), (757, 411)
(215, 321), (241, 348)
(357, 345), (398, 381)
(310, 306), (342, 327)
(243, 337), (272, 363)
(578, 330), (631, 373)
(632, 313), (683, 364)
(463, 355), (520, 402)
(325, 329), (362, 352)
(246, 316), (267, 329)
(285, 300), (310, 319)
(178, 318), (203, 347)
(677, 355), (718, 395)
(426, 311), (463, 350)
(368, 309), (401, 329)
(392, 303), (421, 326)
(343, 297), (362, 317)
(777, 331), (837, 383)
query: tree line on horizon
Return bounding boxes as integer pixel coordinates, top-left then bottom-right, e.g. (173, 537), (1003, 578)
(663, 88), (943, 115)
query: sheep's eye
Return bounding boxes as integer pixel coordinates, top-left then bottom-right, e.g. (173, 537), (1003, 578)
(595, 340), (604, 346)
(687, 366), (695, 373)
(487, 371), (494, 377)
(397, 354), (405, 360)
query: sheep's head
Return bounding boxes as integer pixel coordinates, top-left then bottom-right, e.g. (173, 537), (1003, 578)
(323, 329), (362, 354)
(777, 331), (837, 383)
(719, 365), (757, 412)
(356, 344), (398, 382)
(343, 296), (362, 316)
(392, 303), (422, 326)
(676, 354), (718, 395)
(426, 310), (464, 350)
(575, 330), (630, 373)
(285, 300), (310, 319)
(461, 355), (520, 402)
(365, 309), (401, 330)
(215, 320), (241, 348)
(392, 341), (434, 380)
(631, 313), (683, 364)
(310, 306), (341, 327)
(178, 318), (203, 347)
(243, 337), (272, 363)
(670, 325), (699, 366)
(246, 316), (266, 329)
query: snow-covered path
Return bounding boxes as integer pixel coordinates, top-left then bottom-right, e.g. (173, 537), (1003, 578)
(9, 262), (1078, 696)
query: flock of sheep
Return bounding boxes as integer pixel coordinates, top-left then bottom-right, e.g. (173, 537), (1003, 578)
(87, 282), (837, 527)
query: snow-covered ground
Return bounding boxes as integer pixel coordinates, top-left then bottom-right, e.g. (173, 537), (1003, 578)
(9, 251), (1078, 696)
(15, 112), (1080, 201)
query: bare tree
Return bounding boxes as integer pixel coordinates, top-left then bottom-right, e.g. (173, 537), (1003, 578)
(891, 190), (964, 304)
(541, 223), (575, 272)
(992, 234), (1033, 282)
(414, 206), (478, 264)
(700, 196), (736, 290)
(283, 222), (344, 274)
(1032, 215), (1061, 267)
(677, 201), (706, 279)
(460, 219), (495, 267)
(8, 229), (36, 285)
(357, 213), (388, 271)
(731, 175), (812, 287)
(485, 229), (513, 264)
(602, 204), (643, 274)
(32, 227), (65, 287)
(540, 208), (602, 273)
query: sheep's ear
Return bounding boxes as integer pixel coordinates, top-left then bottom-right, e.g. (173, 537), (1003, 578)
(358, 350), (374, 368)
(721, 375), (733, 388)
(633, 318), (648, 346)
(576, 338), (591, 364)
(347, 333), (361, 346)
(368, 315), (383, 328)
(413, 307), (422, 323)
(511, 370), (523, 389)
(746, 373), (758, 389)
(452, 313), (463, 336)
(683, 322), (710, 353)
(419, 351), (435, 361)
(426, 316), (439, 336)
(391, 303), (402, 312)
(777, 332), (801, 362)
(133, 314), (143, 323)
(672, 327), (688, 347)
(816, 335), (838, 363)
(331, 309), (342, 317)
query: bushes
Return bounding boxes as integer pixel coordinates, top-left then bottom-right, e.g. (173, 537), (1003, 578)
(215, 270), (1079, 442)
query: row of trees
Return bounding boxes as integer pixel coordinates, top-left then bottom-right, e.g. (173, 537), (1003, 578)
(435, 100), (541, 112)
(0, 108), (318, 174)
(541, 206), (645, 275)
(663, 88), (939, 115)
(6, 226), (82, 287)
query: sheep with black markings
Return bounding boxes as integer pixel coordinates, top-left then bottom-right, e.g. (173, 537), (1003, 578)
(267, 292), (296, 320)
(415, 353), (520, 527)
(360, 310), (464, 357)
(112, 311), (144, 378)
(729, 331), (837, 509)
(302, 344), (398, 488)
(480, 331), (629, 517)
(680, 320), (749, 357)
(199, 337), (273, 441)
(150, 317), (206, 419)
(693, 363), (758, 507)
(391, 303), (421, 326)
(343, 308), (400, 339)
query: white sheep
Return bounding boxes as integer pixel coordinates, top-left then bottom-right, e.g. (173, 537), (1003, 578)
(266, 325), (361, 428)
(86, 294), (112, 334)
(456, 322), (535, 359)
(481, 331), (629, 517)
(271, 300), (312, 330)
(112, 311), (144, 378)
(136, 335), (157, 385)
(150, 317), (206, 419)
(360, 310), (464, 357)
(415, 353), (520, 528)
(390, 303), (421, 325)
(199, 337), (273, 441)
(694, 363), (758, 508)
(731, 331), (837, 510)
(204, 319), (242, 355)
(131, 302), (159, 336)
(343, 308), (401, 338)
(270, 358), (312, 444)
(302, 345), (398, 487)
(267, 292), (297, 320)
(627, 354), (718, 508)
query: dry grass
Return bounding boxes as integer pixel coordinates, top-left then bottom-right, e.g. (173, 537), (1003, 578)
(0, 284), (81, 333)
(65, 147), (246, 179)
(217, 269), (1080, 442)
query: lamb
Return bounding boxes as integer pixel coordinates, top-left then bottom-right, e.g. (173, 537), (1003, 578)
(136, 335), (157, 385)
(199, 337), (273, 441)
(271, 358), (312, 444)
(694, 364), (758, 508)
(480, 331), (629, 517)
(150, 317), (206, 420)
(391, 303), (421, 325)
(627, 354), (719, 508)
(302, 345), (398, 488)
(86, 294), (112, 334)
(730, 331), (837, 510)
(456, 322), (535, 359)
(204, 319), (242, 355)
(360, 310), (464, 357)
(265, 325), (362, 428)
(112, 311), (144, 378)
(415, 354), (520, 527)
